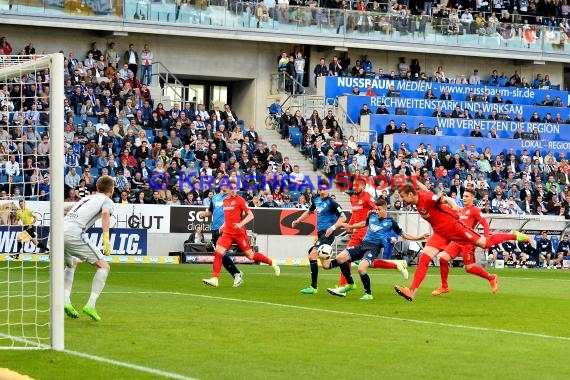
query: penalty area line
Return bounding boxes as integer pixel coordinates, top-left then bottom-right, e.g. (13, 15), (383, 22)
(63, 349), (198, 380)
(109, 291), (570, 342)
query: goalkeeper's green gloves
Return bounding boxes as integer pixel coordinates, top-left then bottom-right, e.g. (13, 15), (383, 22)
(102, 231), (111, 256)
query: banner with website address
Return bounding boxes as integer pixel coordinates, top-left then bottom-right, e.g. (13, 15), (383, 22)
(0, 226), (147, 255)
(342, 95), (569, 125)
(321, 77), (568, 106)
(362, 114), (569, 142)
(389, 134), (570, 159)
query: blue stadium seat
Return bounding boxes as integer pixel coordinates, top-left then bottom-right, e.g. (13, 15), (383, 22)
(90, 167), (99, 178)
(534, 234), (542, 243)
(87, 116), (99, 125)
(550, 236), (560, 249)
(0, 175), (7, 183)
(358, 142), (370, 155)
(73, 115), (84, 126)
(145, 159), (155, 170)
(12, 175), (23, 183)
(289, 131), (302, 146)
(75, 167), (83, 176)
(289, 191), (300, 202)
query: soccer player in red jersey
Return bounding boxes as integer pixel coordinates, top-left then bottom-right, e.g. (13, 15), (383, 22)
(394, 182), (529, 301)
(202, 179), (280, 288)
(338, 177), (408, 287)
(431, 188), (498, 296)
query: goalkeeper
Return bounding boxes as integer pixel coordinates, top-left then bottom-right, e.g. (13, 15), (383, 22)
(63, 175), (115, 322)
(15, 199), (50, 253)
(322, 199), (428, 300)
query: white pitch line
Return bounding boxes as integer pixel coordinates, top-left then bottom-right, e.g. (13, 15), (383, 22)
(0, 332), (197, 380)
(63, 349), (198, 380)
(107, 291), (570, 342)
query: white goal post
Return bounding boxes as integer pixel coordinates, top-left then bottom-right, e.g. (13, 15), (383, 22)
(0, 53), (64, 350)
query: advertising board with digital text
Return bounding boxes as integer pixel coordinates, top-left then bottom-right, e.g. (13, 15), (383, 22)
(343, 95), (568, 126)
(364, 114), (570, 144)
(323, 77), (567, 105)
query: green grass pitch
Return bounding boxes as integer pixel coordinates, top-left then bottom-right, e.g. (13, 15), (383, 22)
(1, 264), (569, 380)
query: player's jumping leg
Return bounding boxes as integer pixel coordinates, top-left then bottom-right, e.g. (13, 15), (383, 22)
(395, 246), (440, 301)
(465, 265), (498, 294)
(432, 255), (451, 296)
(63, 258), (79, 319)
(301, 248), (319, 294)
(373, 259), (409, 279)
(358, 260), (374, 301)
(479, 231), (529, 249)
(82, 260), (110, 322)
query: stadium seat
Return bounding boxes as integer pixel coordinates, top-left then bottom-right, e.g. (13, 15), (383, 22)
(289, 191), (300, 202)
(0, 175), (7, 183)
(11, 175), (23, 183)
(358, 142), (370, 155)
(90, 167), (99, 177)
(145, 159), (155, 170)
(550, 236), (560, 249)
(73, 115), (84, 126)
(87, 116), (98, 125)
(289, 131), (302, 146)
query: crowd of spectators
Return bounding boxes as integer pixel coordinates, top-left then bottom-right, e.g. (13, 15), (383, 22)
(0, 39), (320, 209)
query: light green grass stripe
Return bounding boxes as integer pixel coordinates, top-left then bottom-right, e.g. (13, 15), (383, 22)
(64, 349), (198, 380)
(118, 291), (570, 342)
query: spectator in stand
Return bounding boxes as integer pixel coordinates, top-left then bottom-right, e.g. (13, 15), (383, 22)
(0, 37), (13, 55)
(365, 85), (377, 97)
(313, 57), (328, 86)
(376, 103), (389, 114)
(492, 92), (504, 103)
(439, 89), (452, 100)
(529, 111), (542, 123)
(468, 69), (480, 84)
(470, 125), (483, 137)
(424, 89), (437, 100)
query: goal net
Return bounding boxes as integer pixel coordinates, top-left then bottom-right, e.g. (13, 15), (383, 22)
(0, 54), (64, 350)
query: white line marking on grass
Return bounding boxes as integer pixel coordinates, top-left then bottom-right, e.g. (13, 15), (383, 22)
(64, 349), (198, 380)
(108, 291), (570, 342)
(0, 333), (196, 379)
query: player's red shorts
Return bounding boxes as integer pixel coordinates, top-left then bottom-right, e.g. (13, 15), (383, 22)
(434, 221), (481, 246)
(347, 229), (366, 248)
(216, 232), (252, 252)
(426, 233), (451, 251)
(444, 242), (476, 265)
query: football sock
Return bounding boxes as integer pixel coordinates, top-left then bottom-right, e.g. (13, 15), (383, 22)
(339, 261), (350, 286)
(86, 267), (109, 309)
(485, 233), (516, 249)
(222, 254), (239, 277)
(310, 260), (318, 288)
(37, 241), (49, 251)
(360, 272), (371, 294)
(64, 265), (76, 304)
(213, 252), (223, 277)
(339, 262), (354, 285)
(17, 241), (22, 253)
(410, 254), (432, 292)
(439, 258), (449, 289)
(466, 265), (494, 281)
(253, 252), (272, 265)
(372, 259), (397, 269)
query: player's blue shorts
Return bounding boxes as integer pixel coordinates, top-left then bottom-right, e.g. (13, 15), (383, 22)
(347, 242), (381, 265)
(309, 230), (336, 254)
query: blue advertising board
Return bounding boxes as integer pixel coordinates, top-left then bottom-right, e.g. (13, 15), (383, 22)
(388, 134), (570, 158)
(343, 95), (569, 125)
(323, 77), (568, 106)
(0, 226), (147, 255)
(363, 114), (569, 141)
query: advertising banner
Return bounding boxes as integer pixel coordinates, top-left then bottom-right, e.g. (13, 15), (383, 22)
(9, 202), (170, 233)
(169, 206), (318, 235)
(389, 134), (570, 158)
(323, 77), (567, 105)
(343, 95), (569, 125)
(0, 226), (147, 255)
(364, 114), (570, 142)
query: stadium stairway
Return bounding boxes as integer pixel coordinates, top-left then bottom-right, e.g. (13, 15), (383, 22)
(263, 125), (351, 211)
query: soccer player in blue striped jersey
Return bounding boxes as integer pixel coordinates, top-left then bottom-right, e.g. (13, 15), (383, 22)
(292, 178), (347, 294)
(324, 199), (428, 300)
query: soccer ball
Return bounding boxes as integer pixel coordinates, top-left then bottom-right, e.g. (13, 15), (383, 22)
(317, 244), (334, 260)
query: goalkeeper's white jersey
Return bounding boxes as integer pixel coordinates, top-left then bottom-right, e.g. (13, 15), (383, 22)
(64, 193), (114, 232)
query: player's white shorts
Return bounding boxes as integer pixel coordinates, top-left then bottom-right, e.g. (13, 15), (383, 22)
(64, 228), (104, 266)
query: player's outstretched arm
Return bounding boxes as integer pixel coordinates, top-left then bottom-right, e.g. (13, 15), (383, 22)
(292, 210), (311, 227)
(344, 220), (367, 231)
(101, 207), (112, 256)
(440, 196), (461, 212)
(401, 231), (430, 241)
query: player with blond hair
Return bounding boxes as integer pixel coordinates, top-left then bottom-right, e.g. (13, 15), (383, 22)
(63, 175), (115, 321)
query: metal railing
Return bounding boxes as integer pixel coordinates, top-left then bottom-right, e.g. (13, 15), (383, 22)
(152, 61), (197, 109)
